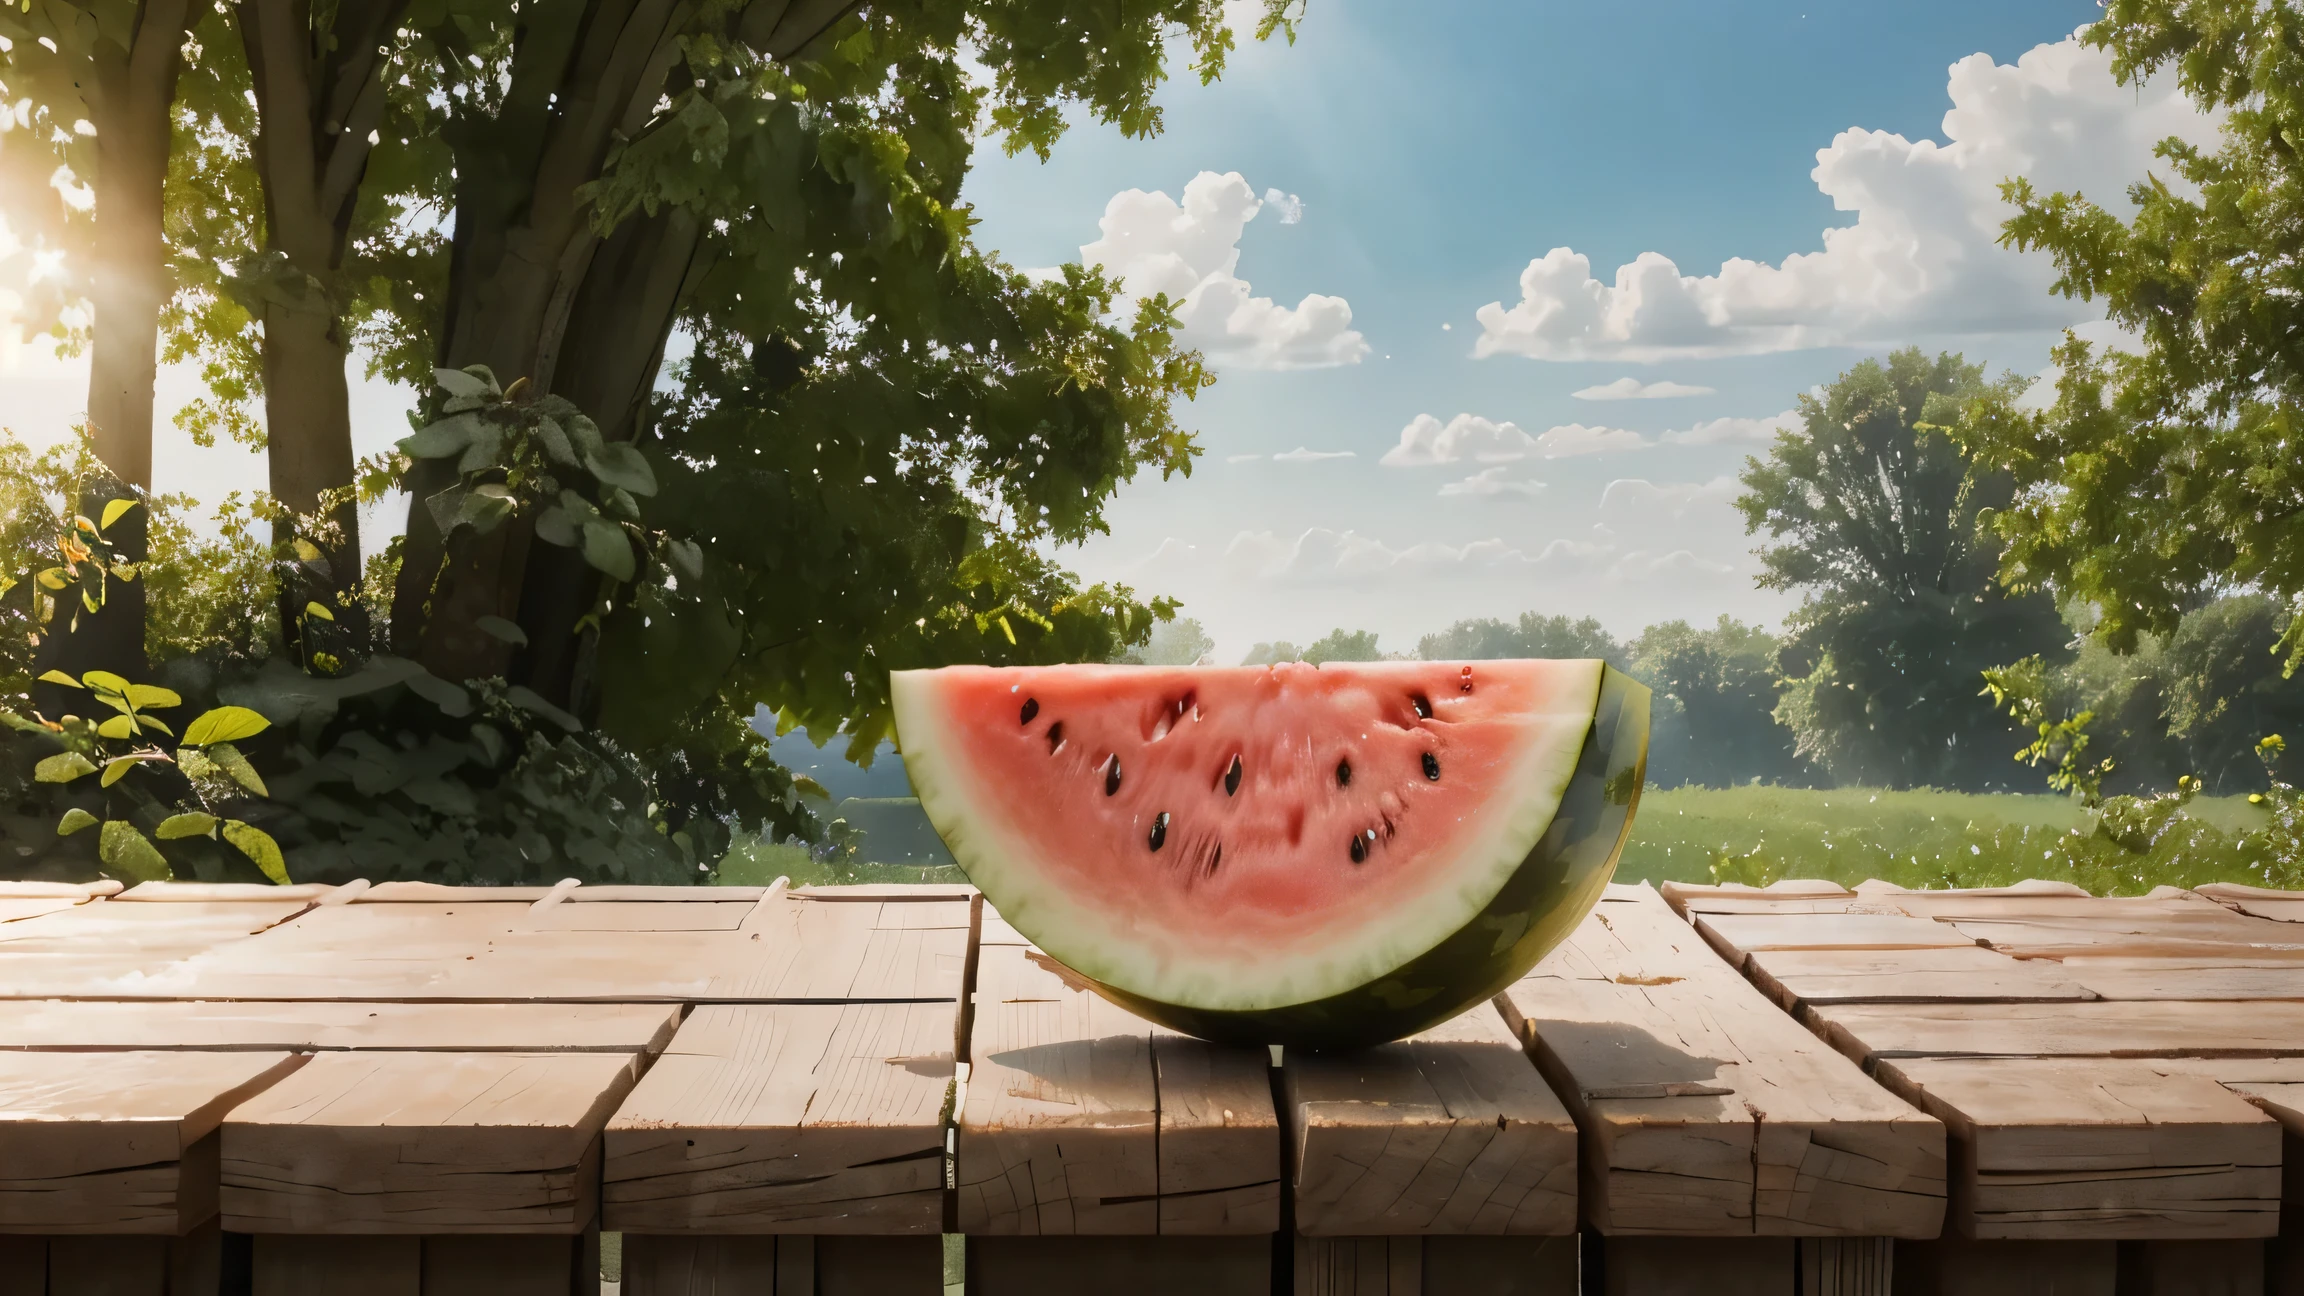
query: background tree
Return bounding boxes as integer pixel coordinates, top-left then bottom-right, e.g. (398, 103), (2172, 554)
(1302, 628), (1382, 663)
(1742, 348), (2061, 789)
(1117, 616), (1215, 666)
(1955, 1), (2304, 706)
(1240, 640), (1305, 666)
(1628, 616), (1810, 788)
(1416, 613), (1625, 664)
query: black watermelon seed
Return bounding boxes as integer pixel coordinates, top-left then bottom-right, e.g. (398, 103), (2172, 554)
(1224, 755), (1242, 796)
(1412, 694), (1432, 719)
(1047, 722), (1065, 754)
(1422, 752), (1441, 781)
(1335, 759), (1352, 788)
(1148, 812), (1170, 852)
(1020, 697), (1039, 725)
(1349, 833), (1367, 864)
(1104, 755), (1122, 797)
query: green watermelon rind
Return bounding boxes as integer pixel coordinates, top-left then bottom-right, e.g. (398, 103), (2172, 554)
(1091, 664), (1650, 1048)
(893, 661), (1648, 1047)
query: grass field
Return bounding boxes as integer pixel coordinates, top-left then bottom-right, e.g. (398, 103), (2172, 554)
(715, 785), (2300, 896)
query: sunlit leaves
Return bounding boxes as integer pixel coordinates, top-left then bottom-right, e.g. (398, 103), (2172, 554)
(183, 705), (270, 747)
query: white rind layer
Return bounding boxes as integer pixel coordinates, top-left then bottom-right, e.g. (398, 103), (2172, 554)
(889, 662), (1603, 1012)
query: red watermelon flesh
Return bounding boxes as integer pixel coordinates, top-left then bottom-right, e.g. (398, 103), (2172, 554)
(890, 659), (1613, 1019)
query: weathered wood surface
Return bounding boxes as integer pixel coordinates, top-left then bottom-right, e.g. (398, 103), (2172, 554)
(0, 1050), (303, 1233)
(0, 897), (315, 997)
(1284, 1004), (1575, 1236)
(955, 936), (1279, 1236)
(603, 1001), (955, 1233)
(0, 999), (680, 1053)
(1681, 879), (2304, 1245)
(221, 1050), (641, 1233)
(1499, 884), (1946, 1238)
(171, 889), (969, 1002)
(1875, 1058), (2282, 1240)
(1293, 1235), (1581, 1295)
(2199, 881), (2304, 925)
(972, 1236), (1272, 1296)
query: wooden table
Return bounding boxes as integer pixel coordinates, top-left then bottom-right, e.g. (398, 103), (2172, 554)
(6, 875), (2304, 1295)
(1664, 877), (2304, 1295)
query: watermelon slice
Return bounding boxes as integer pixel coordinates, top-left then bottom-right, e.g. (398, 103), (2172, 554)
(890, 659), (1648, 1047)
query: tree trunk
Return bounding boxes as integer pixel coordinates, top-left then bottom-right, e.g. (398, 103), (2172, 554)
(33, 0), (198, 715)
(388, 0), (857, 703)
(236, 0), (405, 662)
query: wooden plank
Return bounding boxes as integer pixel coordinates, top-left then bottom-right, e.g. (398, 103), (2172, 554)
(0, 1000), (680, 1052)
(1742, 946), (2096, 1009)
(250, 1235), (419, 1296)
(2198, 883), (2304, 925)
(0, 1236), (43, 1296)
(2114, 1239), (2266, 1295)
(1152, 1032), (1281, 1234)
(603, 1002), (954, 1234)
(0, 896), (82, 925)
(113, 882), (335, 903)
(1797, 1236), (1893, 1296)
(1875, 1057), (2281, 1239)
(1498, 886), (1946, 1238)
(0, 1050), (304, 1233)
(2061, 959), (2304, 1001)
(1805, 1001), (2304, 1065)
(1285, 1004), (1575, 1236)
(815, 1235), (941, 1296)
(1696, 911), (1977, 957)
(955, 941), (1158, 1235)
(0, 879), (120, 898)
(0, 900), (314, 998)
(1943, 911), (2304, 959)
(969, 1236), (1269, 1296)
(221, 1050), (641, 1233)
(171, 891), (968, 1002)
(619, 1234), (780, 1295)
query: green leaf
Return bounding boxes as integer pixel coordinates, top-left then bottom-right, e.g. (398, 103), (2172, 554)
(460, 485), (516, 534)
(38, 669), (81, 687)
(403, 672), (474, 718)
(35, 752), (97, 783)
(157, 812), (219, 840)
(535, 416), (579, 466)
(81, 670), (131, 697)
(580, 519), (636, 581)
(434, 366), (497, 399)
(56, 808), (97, 835)
(35, 567), (70, 591)
(100, 756), (139, 787)
(566, 413), (605, 459)
(401, 411), (482, 458)
(456, 421), (506, 474)
(304, 600), (336, 622)
(534, 504), (580, 547)
(506, 685), (581, 732)
(666, 539), (704, 581)
(124, 684), (180, 710)
(99, 498), (139, 532)
(222, 821), (291, 885)
(583, 442), (658, 496)
(183, 706), (271, 746)
(97, 715), (136, 740)
(476, 615), (529, 646)
(99, 820), (171, 882)
(208, 743), (270, 797)
(793, 775), (830, 802)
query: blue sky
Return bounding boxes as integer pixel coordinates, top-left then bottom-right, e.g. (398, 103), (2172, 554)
(5, 0), (2218, 664)
(952, 0), (2218, 660)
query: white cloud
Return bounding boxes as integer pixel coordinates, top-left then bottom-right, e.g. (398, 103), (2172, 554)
(1077, 171), (1367, 370)
(1225, 453), (1264, 463)
(1473, 32), (2220, 361)
(1661, 408), (1800, 446)
(1599, 476), (1744, 523)
(1614, 549), (1735, 579)
(1439, 467), (1547, 499)
(1534, 423), (1648, 458)
(1271, 446), (1355, 463)
(1380, 413), (1540, 467)
(1572, 377), (1717, 401)
(1217, 528), (1542, 581)
(1262, 188), (1305, 224)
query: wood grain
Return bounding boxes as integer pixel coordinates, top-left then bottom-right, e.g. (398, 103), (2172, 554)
(0, 999), (679, 1052)
(221, 1050), (641, 1233)
(1500, 885), (1945, 1238)
(1804, 1000), (2304, 1066)
(970, 1236), (1270, 1296)
(1153, 1031), (1281, 1234)
(0, 899), (314, 998)
(1741, 946), (2096, 1009)
(0, 1050), (304, 1233)
(1875, 1057), (2281, 1240)
(1285, 1004), (1574, 1236)
(604, 1001), (955, 1234)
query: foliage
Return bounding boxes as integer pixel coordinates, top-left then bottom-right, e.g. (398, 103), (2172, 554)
(1741, 348), (2062, 789)
(1628, 616), (1811, 789)
(1301, 628), (1383, 664)
(1618, 782), (2294, 895)
(1954, 0), (2304, 669)
(1416, 613), (1626, 665)
(1116, 616), (1215, 666)
(1239, 640), (1304, 666)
